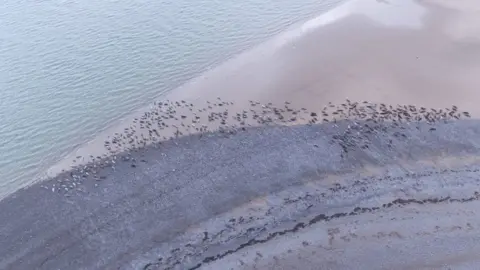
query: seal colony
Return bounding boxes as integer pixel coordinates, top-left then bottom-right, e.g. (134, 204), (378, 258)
(45, 98), (471, 196)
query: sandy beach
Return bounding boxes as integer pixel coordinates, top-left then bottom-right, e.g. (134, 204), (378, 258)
(2, 0), (480, 269)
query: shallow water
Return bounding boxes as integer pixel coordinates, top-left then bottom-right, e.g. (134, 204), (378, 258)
(0, 0), (344, 194)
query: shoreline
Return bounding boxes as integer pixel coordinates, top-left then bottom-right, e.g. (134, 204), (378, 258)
(31, 0), (355, 190)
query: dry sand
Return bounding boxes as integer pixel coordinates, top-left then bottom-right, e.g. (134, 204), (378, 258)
(2, 0), (480, 269)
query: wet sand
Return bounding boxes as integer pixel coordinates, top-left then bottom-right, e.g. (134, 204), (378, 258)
(2, 0), (480, 269)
